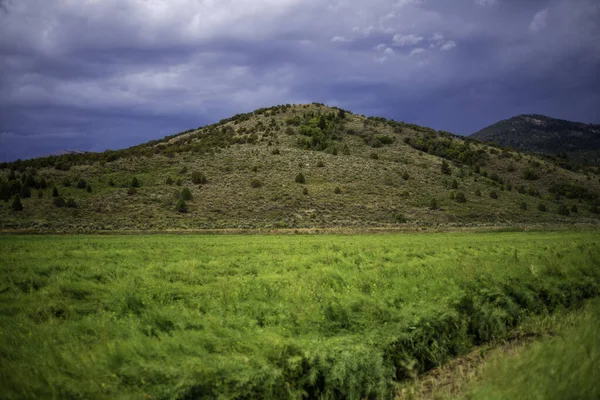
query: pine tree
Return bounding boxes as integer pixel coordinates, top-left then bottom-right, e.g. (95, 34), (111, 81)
(295, 173), (306, 184)
(175, 199), (188, 213)
(131, 177), (140, 188)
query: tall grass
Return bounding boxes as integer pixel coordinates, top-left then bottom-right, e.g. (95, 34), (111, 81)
(0, 232), (599, 399)
(466, 299), (600, 400)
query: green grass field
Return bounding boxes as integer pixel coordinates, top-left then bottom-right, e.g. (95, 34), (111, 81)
(1, 232), (599, 399)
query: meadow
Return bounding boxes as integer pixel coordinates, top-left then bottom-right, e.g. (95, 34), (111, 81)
(0, 232), (599, 399)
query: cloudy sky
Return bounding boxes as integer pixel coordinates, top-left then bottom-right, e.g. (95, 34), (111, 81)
(0, 0), (599, 161)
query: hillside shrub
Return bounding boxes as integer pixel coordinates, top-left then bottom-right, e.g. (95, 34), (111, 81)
(86, 185), (92, 193)
(475, 189), (482, 197)
(181, 188), (193, 201)
(175, 199), (188, 213)
(334, 186), (342, 194)
(66, 198), (77, 208)
(166, 177), (173, 185)
(271, 148), (280, 155)
(523, 168), (539, 180)
(451, 179), (459, 189)
(429, 198), (439, 210)
(77, 180), (87, 189)
(455, 192), (467, 203)
(489, 190), (498, 199)
(295, 173), (306, 184)
(109, 179), (115, 187)
(303, 187), (308, 195)
(520, 202), (528, 210)
(62, 178), (71, 187)
(441, 160), (451, 175)
(127, 187), (137, 196)
(37, 190), (43, 199)
(11, 195), (23, 211)
(393, 213), (407, 223)
(52, 187), (59, 197)
(571, 205), (578, 213)
(53, 197), (65, 208)
(131, 177), (140, 188)
(557, 204), (570, 216)
(402, 172), (409, 181)
(192, 172), (207, 185)
(370, 152), (379, 160)
(19, 185), (31, 199)
(250, 179), (262, 188)
(538, 203), (547, 212)
(317, 161), (325, 168)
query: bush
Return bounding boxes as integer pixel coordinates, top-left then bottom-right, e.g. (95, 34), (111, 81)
(489, 190), (498, 199)
(176, 179), (182, 186)
(11, 195), (23, 211)
(37, 190), (43, 199)
(475, 189), (482, 196)
(77, 180), (87, 189)
(393, 213), (407, 223)
(250, 178), (262, 188)
(402, 172), (409, 181)
(295, 173), (306, 184)
(86, 185), (92, 193)
(181, 188), (193, 201)
(131, 177), (140, 188)
(303, 187), (308, 195)
(455, 192), (467, 203)
(191, 172), (207, 185)
(441, 160), (451, 175)
(271, 148), (280, 155)
(451, 179), (459, 189)
(538, 203), (547, 212)
(166, 177), (173, 185)
(66, 198), (77, 208)
(127, 187), (137, 196)
(520, 202), (528, 210)
(39, 178), (48, 189)
(571, 205), (578, 213)
(429, 198), (439, 210)
(52, 187), (59, 197)
(317, 161), (325, 167)
(109, 179), (115, 187)
(523, 168), (539, 180)
(370, 152), (379, 160)
(62, 178), (71, 187)
(175, 199), (188, 213)
(334, 186), (342, 194)
(19, 185), (31, 199)
(558, 204), (570, 216)
(53, 197), (66, 208)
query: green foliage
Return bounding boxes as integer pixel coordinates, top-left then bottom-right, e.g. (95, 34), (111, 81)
(393, 212), (407, 223)
(370, 152), (379, 160)
(77, 180), (87, 189)
(557, 204), (570, 216)
(52, 187), (59, 197)
(538, 203), (547, 212)
(65, 198), (77, 208)
(37, 190), (43, 199)
(131, 177), (140, 188)
(175, 199), (188, 213)
(295, 173), (306, 184)
(402, 172), (410, 181)
(181, 188), (193, 201)
(127, 187), (137, 196)
(489, 190), (499, 199)
(571, 205), (578, 213)
(271, 148), (280, 155)
(455, 192), (467, 203)
(1, 233), (598, 399)
(191, 172), (207, 185)
(520, 202), (528, 210)
(523, 168), (539, 181)
(475, 189), (482, 197)
(62, 178), (71, 187)
(11, 195), (23, 211)
(316, 161), (325, 168)
(441, 160), (451, 175)
(109, 179), (115, 187)
(451, 179), (459, 189)
(18, 184), (31, 199)
(302, 187), (309, 195)
(334, 186), (342, 194)
(53, 197), (65, 208)
(430, 198), (439, 210)
(549, 182), (594, 200)
(86, 185), (92, 193)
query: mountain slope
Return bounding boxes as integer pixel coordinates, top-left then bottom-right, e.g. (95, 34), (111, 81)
(471, 114), (600, 165)
(1, 104), (600, 232)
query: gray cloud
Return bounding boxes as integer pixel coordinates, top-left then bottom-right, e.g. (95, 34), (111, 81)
(0, 0), (599, 160)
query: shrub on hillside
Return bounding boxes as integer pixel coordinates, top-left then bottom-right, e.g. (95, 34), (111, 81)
(558, 204), (570, 216)
(303, 187), (309, 195)
(455, 192), (467, 203)
(475, 189), (482, 197)
(181, 188), (193, 201)
(520, 202), (528, 210)
(402, 172), (409, 181)
(52, 187), (59, 197)
(317, 161), (325, 167)
(489, 190), (498, 199)
(86, 185), (92, 193)
(19, 185), (31, 199)
(166, 177), (173, 185)
(127, 187), (137, 196)
(131, 177), (140, 187)
(538, 203), (547, 212)
(334, 186), (342, 194)
(11, 195), (23, 211)
(66, 198), (77, 208)
(62, 178), (71, 187)
(429, 198), (439, 210)
(191, 172), (207, 185)
(295, 173), (306, 184)
(441, 160), (451, 175)
(451, 179), (459, 189)
(370, 152), (379, 160)
(109, 179), (115, 187)
(175, 199), (188, 213)
(37, 190), (43, 199)
(77, 180), (87, 189)
(523, 168), (539, 180)
(571, 205), (578, 213)
(250, 178), (262, 188)
(53, 197), (66, 208)
(393, 213), (407, 223)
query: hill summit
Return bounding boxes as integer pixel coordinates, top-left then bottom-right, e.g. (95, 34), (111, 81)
(471, 114), (600, 165)
(1, 103), (599, 232)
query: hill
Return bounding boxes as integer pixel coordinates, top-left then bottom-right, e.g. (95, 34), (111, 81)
(1, 103), (600, 232)
(471, 114), (600, 165)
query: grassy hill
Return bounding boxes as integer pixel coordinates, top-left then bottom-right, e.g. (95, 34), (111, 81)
(1, 103), (600, 232)
(471, 114), (600, 165)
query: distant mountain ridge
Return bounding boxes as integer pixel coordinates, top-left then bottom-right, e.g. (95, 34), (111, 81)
(471, 114), (600, 165)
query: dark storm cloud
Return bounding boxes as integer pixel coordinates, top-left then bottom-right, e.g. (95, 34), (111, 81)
(0, 0), (599, 161)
